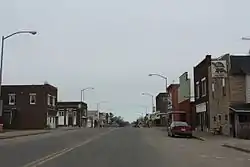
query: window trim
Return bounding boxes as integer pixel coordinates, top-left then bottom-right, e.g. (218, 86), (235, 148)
(201, 78), (206, 97)
(29, 93), (36, 105)
(196, 81), (200, 99)
(47, 94), (51, 106)
(59, 111), (64, 116)
(52, 96), (56, 106)
(222, 78), (226, 96)
(8, 93), (16, 105)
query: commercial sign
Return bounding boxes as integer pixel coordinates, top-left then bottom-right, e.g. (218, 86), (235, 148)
(211, 60), (227, 78)
(162, 94), (172, 110)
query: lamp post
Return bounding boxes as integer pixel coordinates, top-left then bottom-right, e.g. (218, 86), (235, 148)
(141, 92), (154, 113)
(242, 37), (250, 54)
(148, 73), (168, 91)
(148, 73), (169, 113)
(137, 105), (148, 114)
(96, 101), (108, 127)
(81, 87), (94, 102)
(80, 87), (94, 127)
(0, 31), (37, 118)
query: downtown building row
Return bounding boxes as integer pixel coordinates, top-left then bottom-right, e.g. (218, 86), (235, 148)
(156, 54), (250, 138)
(0, 83), (89, 130)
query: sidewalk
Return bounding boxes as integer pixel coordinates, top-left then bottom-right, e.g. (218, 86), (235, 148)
(56, 126), (83, 131)
(0, 130), (50, 139)
(0, 126), (84, 139)
(193, 130), (250, 153)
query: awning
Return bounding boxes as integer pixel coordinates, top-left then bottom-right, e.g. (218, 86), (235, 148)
(229, 103), (250, 113)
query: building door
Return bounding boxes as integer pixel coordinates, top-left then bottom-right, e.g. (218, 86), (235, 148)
(68, 116), (73, 126)
(200, 113), (204, 131)
(230, 112), (235, 137)
(55, 117), (58, 128)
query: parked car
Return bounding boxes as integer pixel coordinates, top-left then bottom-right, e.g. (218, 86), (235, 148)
(167, 121), (192, 137)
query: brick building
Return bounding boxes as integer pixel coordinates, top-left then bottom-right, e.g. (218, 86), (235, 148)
(167, 84), (180, 121)
(1, 83), (57, 129)
(194, 55), (211, 132)
(156, 92), (168, 125)
(209, 54), (250, 137)
(178, 72), (195, 128)
(167, 84), (180, 111)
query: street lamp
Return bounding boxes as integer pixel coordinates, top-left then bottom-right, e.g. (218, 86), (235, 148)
(148, 73), (169, 113)
(141, 92), (154, 113)
(96, 101), (108, 119)
(0, 30), (37, 117)
(81, 87), (94, 102)
(148, 73), (168, 90)
(241, 37), (250, 54)
(137, 105), (148, 114)
(79, 87), (94, 127)
(242, 37), (250, 40)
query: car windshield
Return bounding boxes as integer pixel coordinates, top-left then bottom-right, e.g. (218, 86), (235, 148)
(173, 122), (188, 126)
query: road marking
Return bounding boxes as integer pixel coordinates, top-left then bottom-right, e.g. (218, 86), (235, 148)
(200, 154), (208, 158)
(22, 129), (116, 167)
(235, 157), (244, 161)
(215, 156), (224, 159)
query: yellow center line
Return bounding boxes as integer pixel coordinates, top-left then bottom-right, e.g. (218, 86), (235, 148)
(22, 129), (116, 167)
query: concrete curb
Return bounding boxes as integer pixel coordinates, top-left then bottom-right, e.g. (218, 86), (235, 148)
(222, 144), (250, 153)
(0, 131), (50, 140)
(192, 135), (206, 141)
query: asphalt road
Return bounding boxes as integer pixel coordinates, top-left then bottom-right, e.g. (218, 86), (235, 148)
(0, 127), (250, 167)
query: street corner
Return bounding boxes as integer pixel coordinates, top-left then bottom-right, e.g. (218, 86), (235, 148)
(221, 143), (250, 154)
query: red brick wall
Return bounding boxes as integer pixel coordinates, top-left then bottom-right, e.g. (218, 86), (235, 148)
(167, 84), (180, 121)
(167, 84), (179, 111)
(179, 99), (195, 128)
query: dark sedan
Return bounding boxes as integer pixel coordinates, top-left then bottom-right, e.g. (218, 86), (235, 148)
(167, 121), (192, 137)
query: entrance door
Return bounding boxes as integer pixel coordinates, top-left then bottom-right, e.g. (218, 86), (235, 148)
(200, 113), (204, 131)
(68, 116), (73, 126)
(230, 113), (235, 137)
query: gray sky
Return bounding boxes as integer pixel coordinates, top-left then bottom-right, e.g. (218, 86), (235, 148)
(1, 0), (250, 121)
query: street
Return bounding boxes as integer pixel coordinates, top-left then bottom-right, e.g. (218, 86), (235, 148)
(0, 128), (249, 167)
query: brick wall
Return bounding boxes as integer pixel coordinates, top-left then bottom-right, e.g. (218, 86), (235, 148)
(230, 75), (246, 104)
(179, 99), (192, 126)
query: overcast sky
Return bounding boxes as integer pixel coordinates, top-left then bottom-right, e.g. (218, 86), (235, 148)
(1, 0), (250, 121)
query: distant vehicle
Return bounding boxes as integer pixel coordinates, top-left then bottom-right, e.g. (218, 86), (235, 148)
(167, 121), (192, 137)
(133, 122), (141, 128)
(110, 123), (119, 127)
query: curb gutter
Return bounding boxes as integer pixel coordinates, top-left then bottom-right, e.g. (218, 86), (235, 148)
(0, 131), (49, 140)
(222, 144), (250, 153)
(192, 135), (206, 141)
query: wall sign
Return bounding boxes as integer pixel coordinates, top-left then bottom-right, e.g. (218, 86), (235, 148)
(211, 60), (227, 78)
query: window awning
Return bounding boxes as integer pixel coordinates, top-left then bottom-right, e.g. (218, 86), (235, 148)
(229, 103), (250, 113)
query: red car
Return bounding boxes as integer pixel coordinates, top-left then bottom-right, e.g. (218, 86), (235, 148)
(167, 121), (192, 137)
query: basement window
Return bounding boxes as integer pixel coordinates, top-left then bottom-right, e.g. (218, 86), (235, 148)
(29, 93), (36, 105)
(8, 94), (16, 105)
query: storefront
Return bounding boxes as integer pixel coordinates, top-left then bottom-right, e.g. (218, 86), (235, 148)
(196, 102), (208, 131)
